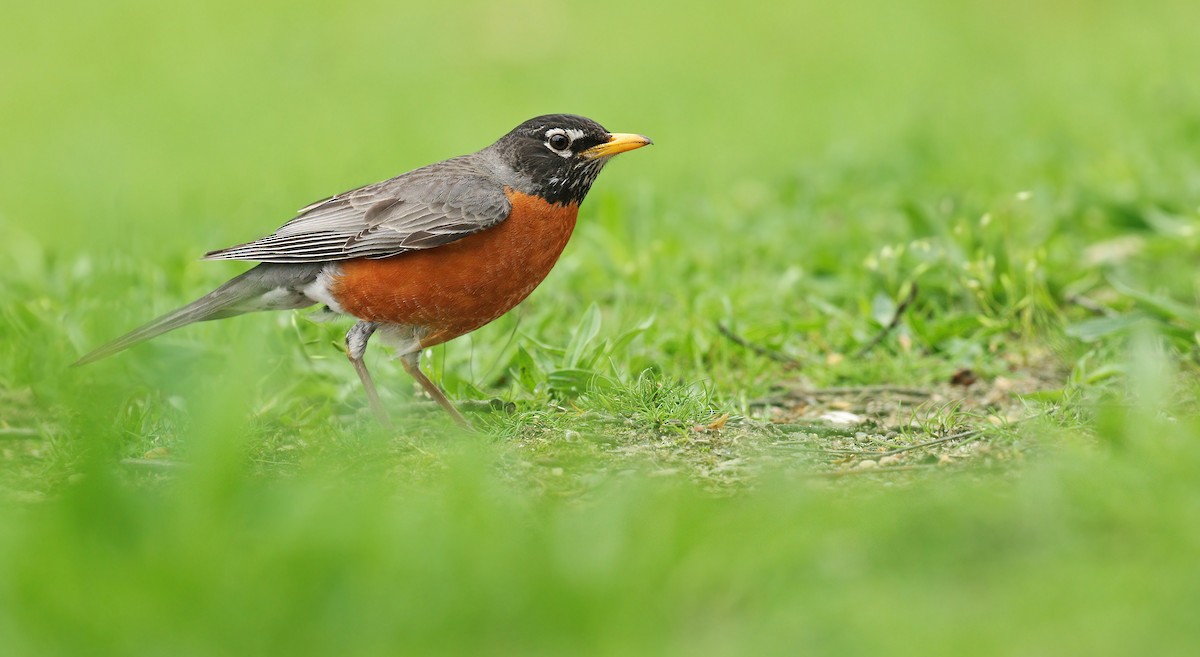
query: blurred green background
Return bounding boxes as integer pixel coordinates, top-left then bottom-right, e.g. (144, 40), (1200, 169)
(3, 0), (1200, 655)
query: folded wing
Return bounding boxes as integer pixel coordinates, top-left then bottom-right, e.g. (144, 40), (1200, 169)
(204, 157), (512, 263)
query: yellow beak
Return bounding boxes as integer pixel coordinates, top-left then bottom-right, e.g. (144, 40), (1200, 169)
(581, 132), (654, 159)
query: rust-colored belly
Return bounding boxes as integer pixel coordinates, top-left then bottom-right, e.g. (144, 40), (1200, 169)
(330, 190), (579, 347)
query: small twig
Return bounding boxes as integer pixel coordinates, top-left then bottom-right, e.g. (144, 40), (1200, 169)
(771, 429), (981, 457)
(855, 283), (919, 358)
(804, 465), (937, 478)
(749, 385), (931, 407)
(843, 410), (1046, 457)
(769, 426), (981, 456)
(0, 427), (40, 438)
(767, 443), (864, 454)
(1065, 293), (1119, 317)
(768, 423), (848, 433)
(803, 385), (931, 397)
(716, 322), (802, 368)
(773, 411), (1045, 458)
(873, 427), (983, 457)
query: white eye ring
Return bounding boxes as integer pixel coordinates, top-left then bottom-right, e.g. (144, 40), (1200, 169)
(545, 129), (572, 156)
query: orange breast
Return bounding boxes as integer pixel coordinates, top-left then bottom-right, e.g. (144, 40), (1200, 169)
(330, 189), (579, 347)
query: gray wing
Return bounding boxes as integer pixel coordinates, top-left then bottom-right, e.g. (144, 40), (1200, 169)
(204, 157), (512, 263)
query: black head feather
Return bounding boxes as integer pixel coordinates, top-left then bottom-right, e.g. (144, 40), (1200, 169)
(489, 114), (615, 205)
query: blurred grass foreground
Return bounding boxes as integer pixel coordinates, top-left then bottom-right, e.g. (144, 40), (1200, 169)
(3, 1), (1200, 655)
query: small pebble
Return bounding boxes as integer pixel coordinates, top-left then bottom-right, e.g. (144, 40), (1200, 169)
(821, 411), (865, 427)
(856, 459), (878, 470)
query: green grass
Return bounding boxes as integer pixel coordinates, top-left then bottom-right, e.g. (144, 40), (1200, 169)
(3, 0), (1200, 654)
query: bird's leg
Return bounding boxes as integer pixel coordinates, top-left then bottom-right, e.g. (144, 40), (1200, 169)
(346, 321), (392, 428)
(399, 351), (472, 428)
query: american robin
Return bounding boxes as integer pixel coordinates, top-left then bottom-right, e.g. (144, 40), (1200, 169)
(75, 114), (652, 427)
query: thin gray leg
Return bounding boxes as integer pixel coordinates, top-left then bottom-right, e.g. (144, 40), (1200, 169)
(399, 351), (471, 428)
(346, 321), (392, 428)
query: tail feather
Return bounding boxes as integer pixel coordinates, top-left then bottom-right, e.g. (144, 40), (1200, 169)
(73, 263), (321, 366)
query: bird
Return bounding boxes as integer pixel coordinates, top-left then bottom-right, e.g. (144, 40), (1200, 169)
(74, 114), (653, 427)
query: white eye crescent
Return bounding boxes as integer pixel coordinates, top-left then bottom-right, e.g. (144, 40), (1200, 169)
(544, 128), (587, 157)
(547, 130), (570, 151)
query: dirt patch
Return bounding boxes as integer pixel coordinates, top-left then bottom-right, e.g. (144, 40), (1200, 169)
(748, 363), (1060, 479)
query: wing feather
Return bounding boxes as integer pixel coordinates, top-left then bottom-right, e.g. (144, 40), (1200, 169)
(204, 156), (511, 263)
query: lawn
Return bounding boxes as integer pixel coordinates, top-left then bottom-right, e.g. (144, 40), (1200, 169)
(2, 1), (1200, 654)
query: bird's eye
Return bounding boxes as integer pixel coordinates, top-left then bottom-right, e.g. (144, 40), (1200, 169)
(547, 132), (571, 151)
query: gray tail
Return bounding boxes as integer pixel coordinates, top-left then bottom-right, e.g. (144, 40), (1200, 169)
(73, 263), (321, 366)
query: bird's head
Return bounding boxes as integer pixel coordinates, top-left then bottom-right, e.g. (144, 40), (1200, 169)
(488, 114), (652, 205)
